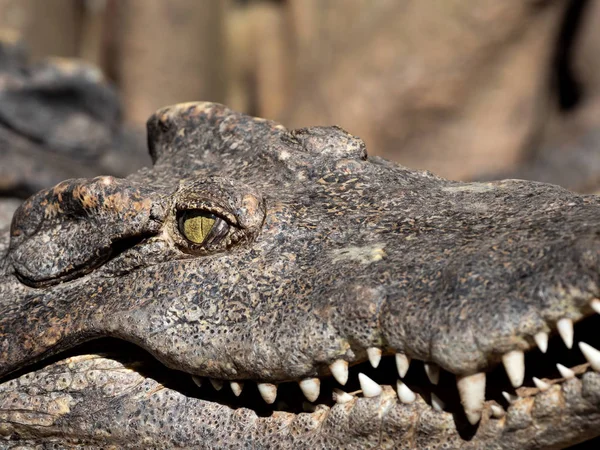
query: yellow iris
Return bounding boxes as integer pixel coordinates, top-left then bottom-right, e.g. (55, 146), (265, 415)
(181, 211), (216, 244)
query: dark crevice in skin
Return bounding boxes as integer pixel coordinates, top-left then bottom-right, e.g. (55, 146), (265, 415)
(14, 233), (154, 288)
(2, 314), (600, 443)
(568, 435), (600, 449)
(107, 233), (155, 262)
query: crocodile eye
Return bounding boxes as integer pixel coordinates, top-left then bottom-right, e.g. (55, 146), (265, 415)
(178, 210), (230, 246)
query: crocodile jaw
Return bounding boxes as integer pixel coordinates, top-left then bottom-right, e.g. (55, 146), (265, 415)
(1, 353), (600, 448)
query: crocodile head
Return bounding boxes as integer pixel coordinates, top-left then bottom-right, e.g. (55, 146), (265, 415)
(2, 102), (600, 448)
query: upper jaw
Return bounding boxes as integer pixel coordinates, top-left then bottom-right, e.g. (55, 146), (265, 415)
(2, 187), (600, 383)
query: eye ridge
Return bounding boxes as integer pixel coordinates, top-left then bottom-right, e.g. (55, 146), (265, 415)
(178, 210), (230, 247)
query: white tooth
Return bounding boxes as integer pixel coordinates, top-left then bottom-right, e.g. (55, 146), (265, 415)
(502, 350), (525, 388)
(332, 388), (354, 404)
(532, 377), (550, 391)
(299, 378), (321, 402)
(367, 347), (382, 368)
(396, 380), (416, 404)
(591, 298), (600, 314)
(258, 383), (278, 404)
(358, 373), (382, 398)
(557, 318), (574, 349)
(191, 375), (203, 387)
(502, 391), (518, 403)
(490, 404), (505, 418)
(534, 332), (549, 354)
(230, 381), (244, 397)
(210, 378), (223, 391)
(457, 372), (486, 425)
(556, 363), (575, 379)
(330, 360), (349, 385)
(395, 353), (411, 378)
(579, 342), (600, 372)
(424, 363), (440, 385)
(431, 393), (445, 412)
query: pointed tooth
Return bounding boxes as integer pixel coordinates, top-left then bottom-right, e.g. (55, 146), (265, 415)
(578, 342), (600, 372)
(557, 318), (574, 349)
(502, 350), (525, 388)
(534, 332), (549, 354)
(333, 388), (354, 404)
(358, 373), (382, 398)
(502, 391), (518, 403)
(457, 372), (486, 425)
(591, 298), (600, 314)
(367, 347), (382, 368)
(257, 383), (278, 404)
(330, 359), (349, 385)
(556, 363), (575, 379)
(210, 378), (223, 391)
(299, 378), (321, 402)
(490, 404), (505, 419)
(396, 380), (416, 404)
(431, 393), (445, 412)
(424, 363), (440, 385)
(532, 377), (551, 391)
(230, 381), (244, 397)
(395, 353), (411, 378)
(191, 375), (203, 388)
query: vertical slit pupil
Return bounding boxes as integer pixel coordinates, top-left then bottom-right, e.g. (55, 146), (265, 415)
(180, 211), (216, 244)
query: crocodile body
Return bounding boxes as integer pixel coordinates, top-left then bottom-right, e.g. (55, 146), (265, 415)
(1, 103), (600, 448)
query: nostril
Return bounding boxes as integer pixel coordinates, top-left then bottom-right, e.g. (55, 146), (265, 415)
(8, 177), (162, 287)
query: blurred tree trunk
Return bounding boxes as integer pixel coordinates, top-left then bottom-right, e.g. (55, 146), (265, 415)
(281, 0), (569, 181)
(225, 1), (289, 119)
(114, 0), (226, 125)
(0, 0), (81, 59)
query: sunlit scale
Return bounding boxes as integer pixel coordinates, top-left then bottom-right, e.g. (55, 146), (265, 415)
(185, 298), (600, 425)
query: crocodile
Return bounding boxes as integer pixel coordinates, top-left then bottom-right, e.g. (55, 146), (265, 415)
(2, 102), (600, 449)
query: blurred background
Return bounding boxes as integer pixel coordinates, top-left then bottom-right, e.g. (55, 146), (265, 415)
(0, 0), (600, 222)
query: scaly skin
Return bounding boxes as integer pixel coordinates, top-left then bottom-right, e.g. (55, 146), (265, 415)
(1, 102), (600, 448)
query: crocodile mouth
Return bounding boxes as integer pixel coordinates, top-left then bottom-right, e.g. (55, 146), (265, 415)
(175, 311), (600, 422)
(3, 307), (600, 447)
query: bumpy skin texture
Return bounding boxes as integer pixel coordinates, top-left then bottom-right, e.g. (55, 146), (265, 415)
(1, 102), (600, 448)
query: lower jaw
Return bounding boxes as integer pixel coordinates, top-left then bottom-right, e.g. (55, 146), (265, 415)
(1, 346), (600, 449)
